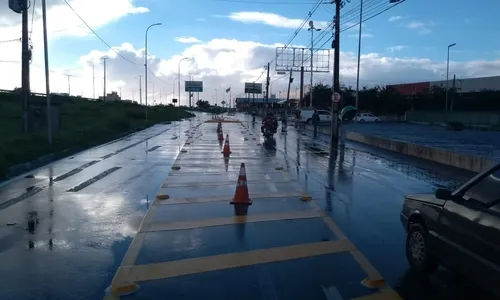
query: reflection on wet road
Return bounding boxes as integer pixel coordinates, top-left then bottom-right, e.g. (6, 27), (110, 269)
(0, 119), (198, 300)
(244, 115), (496, 300)
(0, 113), (496, 299)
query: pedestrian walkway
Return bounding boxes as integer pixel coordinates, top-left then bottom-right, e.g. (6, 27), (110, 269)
(104, 119), (402, 300)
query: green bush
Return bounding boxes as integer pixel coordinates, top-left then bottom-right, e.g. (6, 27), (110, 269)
(0, 93), (195, 180)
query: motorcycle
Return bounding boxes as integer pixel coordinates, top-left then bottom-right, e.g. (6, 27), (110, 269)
(261, 119), (277, 139)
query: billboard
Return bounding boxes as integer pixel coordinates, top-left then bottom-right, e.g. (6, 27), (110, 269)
(185, 81), (203, 92)
(244, 82), (262, 94)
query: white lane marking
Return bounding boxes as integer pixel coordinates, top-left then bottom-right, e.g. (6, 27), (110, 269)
(322, 285), (344, 300)
(264, 173), (271, 181)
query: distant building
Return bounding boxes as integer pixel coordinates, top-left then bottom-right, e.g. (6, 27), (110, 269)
(99, 91), (121, 101)
(387, 75), (500, 96)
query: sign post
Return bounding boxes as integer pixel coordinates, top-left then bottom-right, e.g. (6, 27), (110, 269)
(185, 81), (203, 92)
(244, 82), (262, 94)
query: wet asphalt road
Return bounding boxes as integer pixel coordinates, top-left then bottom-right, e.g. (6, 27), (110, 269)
(243, 115), (496, 300)
(0, 118), (198, 300)
(0, 113), (496, 299)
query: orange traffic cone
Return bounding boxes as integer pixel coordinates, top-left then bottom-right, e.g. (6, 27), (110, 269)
(230, 163), (252, 216)
(222, 134), (231, 156)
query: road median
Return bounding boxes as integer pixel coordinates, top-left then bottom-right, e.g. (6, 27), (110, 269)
(303, 124), (496, 173)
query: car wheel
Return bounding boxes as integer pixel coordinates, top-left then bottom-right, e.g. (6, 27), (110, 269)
(359, 119), (365, 122)
(307, 119), (313, 125)
(375, 119), (380, 123)
(406, 223), (439, 274)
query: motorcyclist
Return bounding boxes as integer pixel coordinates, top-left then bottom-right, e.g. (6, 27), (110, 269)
(261, 111), (278, 134)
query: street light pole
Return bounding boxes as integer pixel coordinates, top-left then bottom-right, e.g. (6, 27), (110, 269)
(87, 61), (95, 99)
(173, 78), (178, 103)
(355, 0), (363, 110)
(145, 22), (162, 120)
(445, 42), (456, 112)
(178, 57), (190, 107)
(308, 21), (321, 109)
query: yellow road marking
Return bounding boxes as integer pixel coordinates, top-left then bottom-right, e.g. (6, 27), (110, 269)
(153, 192), (302, 205)
(322, 217), (347, 240)
(350, 250), (385, 282)
(162, 178), (291, 188)
(350, 289), (402, 300)
(139, 205), (158, 231)
(113, 240), (355, 284)
(311, 198), (385, 282)
(142, 210), (325, 232)
(120, 232), (146, 266)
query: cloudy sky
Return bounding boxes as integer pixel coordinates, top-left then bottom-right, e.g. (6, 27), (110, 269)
(1, 0), (499, 106)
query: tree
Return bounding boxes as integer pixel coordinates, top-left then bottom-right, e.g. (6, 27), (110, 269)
(196, 99), (210, 109)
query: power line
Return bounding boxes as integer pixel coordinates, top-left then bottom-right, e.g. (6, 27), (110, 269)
(29, 0), (37, 39)
(209, 0), (322, 4)
(272, 0), (323, 65)
(148, 68), (171, 85)
(0, 38), (21, 44)
(62, 0), (141, 66)
(302, 0), (405, 64)
(254, 0), (323, 82)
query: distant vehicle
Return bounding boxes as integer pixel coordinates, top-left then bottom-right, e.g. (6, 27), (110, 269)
(355, 113), (380, 122)
(400, 163), (500, 297)
(297, 109), (330, 124)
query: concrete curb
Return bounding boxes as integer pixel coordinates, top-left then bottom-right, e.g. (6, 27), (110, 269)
(302, 124), (497, 173)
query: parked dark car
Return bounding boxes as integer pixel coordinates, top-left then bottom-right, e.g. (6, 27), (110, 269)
(400, 162), (500, 297)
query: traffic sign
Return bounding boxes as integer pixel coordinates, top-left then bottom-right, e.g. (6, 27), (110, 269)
(332, 92), (341, 103)
(221, 100), (226, 105)
(172, 98), (178, 103)
(185, 81), (203, 92)
(9, 0), (24, 13)
(244, 82), (262, 94)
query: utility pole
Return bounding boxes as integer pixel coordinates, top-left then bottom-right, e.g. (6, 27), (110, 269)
(299, 66), (304, 108)
(445, 43), (456, 112)
(102, 57), (108, 101)
(139, 75), (142, 105)
(64, 74), (72, 95)
(264, 62), (270, 106)
(308, 21), (321, 108)
(331, 0), (341, 145)
(355, 0), (363, 110)
(42, 0), (52, 144)
(87, 61), (95, 99)
(21, 0), (31, 133)
(451, 74), (456, 112)
(283, 69), (293, 132)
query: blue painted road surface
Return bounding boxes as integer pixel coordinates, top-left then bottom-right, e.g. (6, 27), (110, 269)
(0, 113), (496, 299)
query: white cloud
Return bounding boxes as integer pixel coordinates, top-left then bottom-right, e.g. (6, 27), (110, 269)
(348, 33), (374, 39)
(388, 16), (403, 22)
(175, 37), (202, 44)
(228, 11), (328, 29)
(4, 36), (500, 106)
(0, 0), (148, 97)
(1, 12), (500, 107)
(406, 21), (436, 35)
(386, 45), (407, 52)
